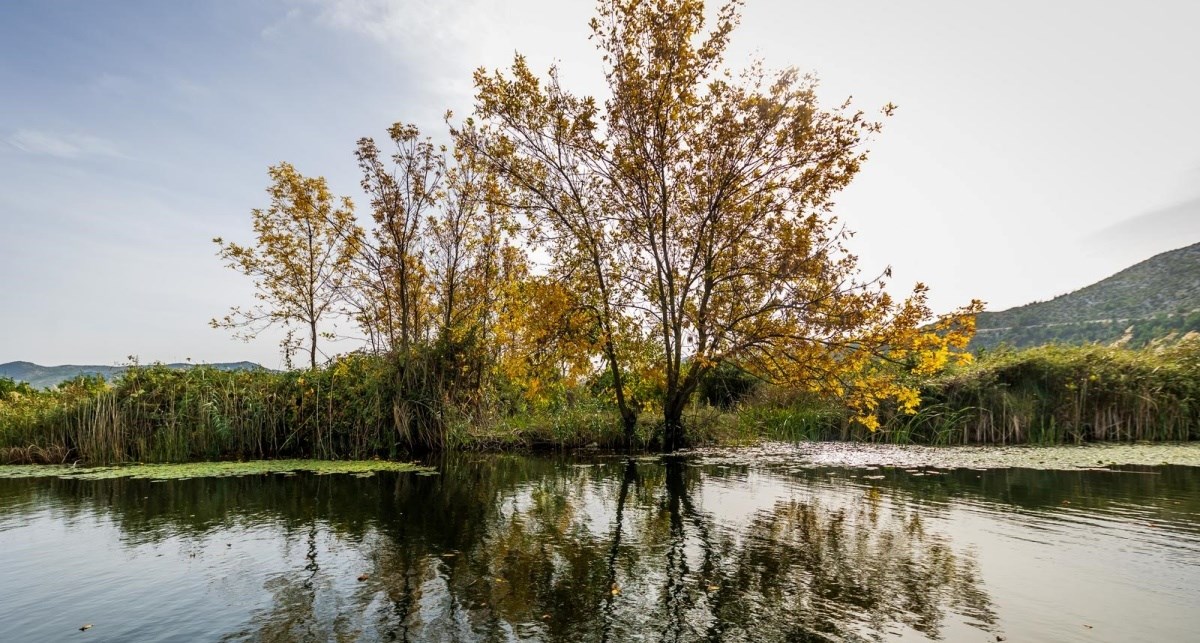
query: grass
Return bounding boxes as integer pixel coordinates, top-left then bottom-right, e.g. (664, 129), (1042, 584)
(887, 342), (1200, 444)
(2, 342), (1197, 465)
(681, 341), (1200, 447)
(0, 353), (440, 465)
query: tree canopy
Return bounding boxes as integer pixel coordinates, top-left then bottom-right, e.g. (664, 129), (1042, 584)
(212, 163), (361, 370)
(458, 0), (981, 448)
(215, 0), (981, 450)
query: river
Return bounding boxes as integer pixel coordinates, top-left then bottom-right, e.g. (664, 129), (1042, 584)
(1, 446), (1198, 641)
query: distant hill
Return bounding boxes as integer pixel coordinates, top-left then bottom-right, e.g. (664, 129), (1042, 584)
(0, 361), (267, 390)
(973, 242), (1200, 350)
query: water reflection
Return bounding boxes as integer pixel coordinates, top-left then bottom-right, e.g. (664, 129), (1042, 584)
(1, 454), (1199, 642)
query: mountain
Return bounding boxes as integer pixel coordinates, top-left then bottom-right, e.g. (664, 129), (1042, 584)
(973, 242), (1200, 350)
(0, 361), (267, 390)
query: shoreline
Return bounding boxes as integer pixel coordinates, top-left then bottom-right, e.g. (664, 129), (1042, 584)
(4, 441), (1200, 480)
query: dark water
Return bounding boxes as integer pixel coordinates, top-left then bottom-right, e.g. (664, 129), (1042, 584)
(2, 452), (1199, 642)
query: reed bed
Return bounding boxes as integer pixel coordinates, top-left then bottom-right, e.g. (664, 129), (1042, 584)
(0, 353), (445, 464)
(746, 342), (1200, 445)
(2, 343), (1197, 463)
(894, 343), (1200, 444)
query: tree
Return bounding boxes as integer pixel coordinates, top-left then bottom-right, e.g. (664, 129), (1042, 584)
(213, 163), (361, 370)
(352, 124), (443, 356)
(455, 58), (644, 444)
(426, 142), (518, 387)
(462, 0), (981, 450)
(346, 123), (531, 402)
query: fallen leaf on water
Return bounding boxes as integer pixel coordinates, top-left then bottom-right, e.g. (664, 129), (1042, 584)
(707, 585), (719, 592)
(611, 583), (620, 595)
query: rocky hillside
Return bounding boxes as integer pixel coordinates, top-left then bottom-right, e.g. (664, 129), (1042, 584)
(973, 242), (1200, 349)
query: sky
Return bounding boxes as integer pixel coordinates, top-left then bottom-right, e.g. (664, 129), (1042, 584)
(2, 0), (1199, 368)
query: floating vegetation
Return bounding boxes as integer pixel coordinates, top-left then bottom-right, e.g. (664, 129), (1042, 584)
(0, 459), (430, 480)
(688, 441), (1200, 471)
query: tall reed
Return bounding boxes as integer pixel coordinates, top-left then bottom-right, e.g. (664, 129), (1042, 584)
(3, 342), (1197, 463)
(0, 352), (448, 464)
(876, 342), (1200, 444)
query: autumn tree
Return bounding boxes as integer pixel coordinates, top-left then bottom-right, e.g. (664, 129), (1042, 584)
(352, 124), (443, 355)
(426, 144), (515, 372)
(455, 62), (644, 443)
(463, 0), (981, 450)
(213, 163), (361, 370)
(427, 151), (480, 344)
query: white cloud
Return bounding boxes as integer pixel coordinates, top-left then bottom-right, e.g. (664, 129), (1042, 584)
(275, 0), (592, 69)
(7, 129), (126, 160)
(298, 0), (490, 45)
(260, 7), (302, 39)
(271, 0), (603, 112)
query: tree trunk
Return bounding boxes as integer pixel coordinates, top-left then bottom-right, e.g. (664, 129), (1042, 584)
(602, 336), (638, 448)
(620, 407), (638, 447)
(309, 319), (318, 371)
(661, 365), (708, 451)
(662, 396), (687, 452)
(611, 372), (638, 448)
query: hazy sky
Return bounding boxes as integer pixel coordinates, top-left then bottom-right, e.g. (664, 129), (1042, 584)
(2, 0), (1199, 368)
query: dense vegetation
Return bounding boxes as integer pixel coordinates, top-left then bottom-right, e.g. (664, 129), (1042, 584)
(0, 360), (264, 391)
(0, 356), (436, 465)
(3, 340), (1196, 464)
(721, 342), (1200, 445)
(0, 349), (785, 464)
(876, 341), (1200, 444)
(974, 242), (1200, 349)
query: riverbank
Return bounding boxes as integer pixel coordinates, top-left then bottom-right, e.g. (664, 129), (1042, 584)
(5, 441), (1200, 481)
(2, 342), (1197, 465)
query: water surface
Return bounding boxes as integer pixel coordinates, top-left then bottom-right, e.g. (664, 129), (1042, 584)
(1, 448), (1198, 642)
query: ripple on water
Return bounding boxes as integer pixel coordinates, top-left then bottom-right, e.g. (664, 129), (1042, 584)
(0, 451), (1198, 642)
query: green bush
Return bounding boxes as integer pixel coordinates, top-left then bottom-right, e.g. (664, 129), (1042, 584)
(874, 342), (1200, 444)
(4, 342), (1196, 464)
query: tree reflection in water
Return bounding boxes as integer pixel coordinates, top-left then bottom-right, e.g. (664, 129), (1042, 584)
(234, 456), (994, 641)
(0, 455), (1007, 642)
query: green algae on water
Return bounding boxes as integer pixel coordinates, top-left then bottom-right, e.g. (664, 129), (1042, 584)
(0, 459), (432, 481)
